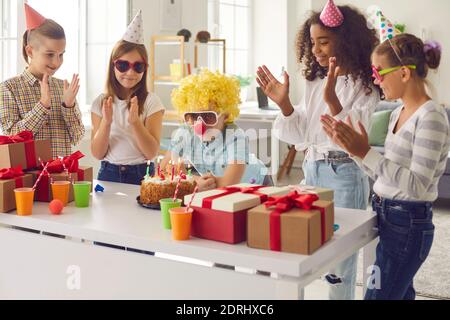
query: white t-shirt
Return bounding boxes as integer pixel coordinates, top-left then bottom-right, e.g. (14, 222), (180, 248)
(273, 76), (380, 162)
(91, 93), (165, 165)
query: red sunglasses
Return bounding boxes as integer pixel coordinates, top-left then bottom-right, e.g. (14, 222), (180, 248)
(114, 60), (147, 74)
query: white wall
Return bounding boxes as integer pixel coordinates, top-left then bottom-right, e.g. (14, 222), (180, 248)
(252, 0), (288, 101)
(333, 0), (450, 106)
(131, 0), (209, 109)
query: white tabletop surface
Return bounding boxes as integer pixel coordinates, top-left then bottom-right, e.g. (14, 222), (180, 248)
(238, 101), (280, 120)
(0, 181), (377, 278)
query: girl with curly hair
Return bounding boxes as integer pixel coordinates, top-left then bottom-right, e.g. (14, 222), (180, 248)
(256, 1), (380, 300)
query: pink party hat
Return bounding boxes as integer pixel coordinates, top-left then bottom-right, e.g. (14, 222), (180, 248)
(24, 3), (47, 30)
(320, 0), (344, 28)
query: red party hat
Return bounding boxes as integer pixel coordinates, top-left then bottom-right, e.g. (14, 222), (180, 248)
(24, 3), (47, 30)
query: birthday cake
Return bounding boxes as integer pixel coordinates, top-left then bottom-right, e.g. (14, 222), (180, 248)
(140, 174), (196, 206)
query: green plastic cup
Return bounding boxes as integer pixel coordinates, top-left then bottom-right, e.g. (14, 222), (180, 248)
(73, 181), (92, 208)
(159, 198), (182, 230)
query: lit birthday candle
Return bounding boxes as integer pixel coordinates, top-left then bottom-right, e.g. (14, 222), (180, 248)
(171, 160), (175, 182)
(157, 157), (161, 176)
(177, 158), (182, 176)
(187, 163), (192, 177)
(145, 160), (151, 178)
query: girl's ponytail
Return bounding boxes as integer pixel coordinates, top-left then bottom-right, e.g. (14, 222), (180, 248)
(424, 40), (442, 70)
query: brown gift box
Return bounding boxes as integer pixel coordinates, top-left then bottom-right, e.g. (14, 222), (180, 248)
(0, 174), (34, 212)
(30, 166), (93, 202)
(0, 140), (52, 170)
(247, 200), (334, 255)
(295, 185), (334, 201)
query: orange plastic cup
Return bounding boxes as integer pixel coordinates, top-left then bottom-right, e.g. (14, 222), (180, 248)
(14, 188), (35, 216)
(169, 207), (193, 241)
(51, 181), (71, 206)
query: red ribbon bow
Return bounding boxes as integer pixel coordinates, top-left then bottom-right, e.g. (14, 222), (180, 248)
(265, 192), (325, 252)
(0, 131), (37, 168)
(202, 185), (268, 209)
(0, 131), (33, 145)
(0, 166), (24, 180)
(0, 166), (25, 188)
(40, 151), (85, 174)
(265, 191), (319, 213)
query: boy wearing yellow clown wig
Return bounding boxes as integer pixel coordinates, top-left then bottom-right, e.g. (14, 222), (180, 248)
(161, 70), (271, 191)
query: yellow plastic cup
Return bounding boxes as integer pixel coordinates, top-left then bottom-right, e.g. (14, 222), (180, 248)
(14, 187), (35, 216)
(51, 181), (71, 206)
(169, 207), (193, 241)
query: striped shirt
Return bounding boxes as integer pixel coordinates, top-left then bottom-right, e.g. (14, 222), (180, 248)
(0, 69), (85, 157)
(361, 100), (450, 202)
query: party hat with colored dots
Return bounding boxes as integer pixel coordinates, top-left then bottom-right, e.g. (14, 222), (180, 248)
(378, 11), (402, 42)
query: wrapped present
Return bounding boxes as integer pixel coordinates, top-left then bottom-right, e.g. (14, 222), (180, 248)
(30, 151), (93, 202)
(0, 131), (52, 170)
(183, 184), (291, 244)
(0, 166), (34, 212)
(289, 185), (334, 201)
(31, 166), (93, 203)
(247, 192), (334, 255)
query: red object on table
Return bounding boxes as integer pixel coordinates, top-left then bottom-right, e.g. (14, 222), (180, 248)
(49, 199), (64, 215)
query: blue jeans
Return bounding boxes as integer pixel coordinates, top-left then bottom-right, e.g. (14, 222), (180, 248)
(303, 158), (369, 300)
(365, 195), (434, 300)
(97, 161), (154, 185)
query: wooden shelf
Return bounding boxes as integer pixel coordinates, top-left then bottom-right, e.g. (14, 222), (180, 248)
(154, 81), (181, 86)
(163, 110), (182, 121)
(194, 39), (226, 74)
(149, 35), (185, 92)
(149, 36), (227, 93)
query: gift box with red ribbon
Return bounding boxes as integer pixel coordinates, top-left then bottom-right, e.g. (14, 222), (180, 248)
(289, 185), (334, 201)
(28, 151), (93, 202)
(247, 192), (334, 255)
(0, 166), (34, 212)
(0, 131), (52, 170)
(183, 184), (291, 244)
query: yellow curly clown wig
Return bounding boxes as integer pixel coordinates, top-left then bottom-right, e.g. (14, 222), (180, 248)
(171, 69), (241, 124)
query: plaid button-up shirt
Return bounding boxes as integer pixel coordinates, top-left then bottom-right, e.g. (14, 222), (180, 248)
(0, 69), (85, 157)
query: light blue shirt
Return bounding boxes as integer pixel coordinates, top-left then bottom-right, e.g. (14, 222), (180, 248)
(170, 124), (268, 185)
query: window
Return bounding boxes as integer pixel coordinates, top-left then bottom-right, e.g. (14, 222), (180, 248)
(1, 0), (128, 110)
(208, 0), (252, 77)
(85, 0), (128, 105)
(0, 0), (20, 82)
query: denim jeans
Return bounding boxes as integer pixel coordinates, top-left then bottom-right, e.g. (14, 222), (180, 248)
(303, 158), (369, 300)
(365, 195), (434, 300)
(97, 161), (154, 185)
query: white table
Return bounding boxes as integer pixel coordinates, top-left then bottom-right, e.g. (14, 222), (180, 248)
(0, 181), (378, 299)
(163, 101), (282, 184)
